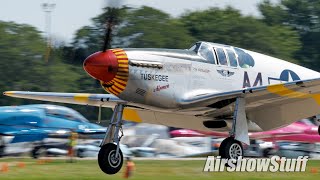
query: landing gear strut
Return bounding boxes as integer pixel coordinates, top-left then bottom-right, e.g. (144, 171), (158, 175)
(219, 97), (248, 159)
(98, 104), (125, 175)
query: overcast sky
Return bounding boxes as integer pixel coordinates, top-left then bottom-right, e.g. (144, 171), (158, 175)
(0, 0), (278, 42)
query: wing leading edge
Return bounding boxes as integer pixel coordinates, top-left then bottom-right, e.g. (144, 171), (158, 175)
(3, 91), (125, 108)
(2, 91), (144, 124)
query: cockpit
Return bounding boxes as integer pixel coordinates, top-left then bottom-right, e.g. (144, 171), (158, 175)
(189, 42), (255, 68)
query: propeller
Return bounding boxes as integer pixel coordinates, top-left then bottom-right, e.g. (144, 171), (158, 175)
(102, 0), (122, 52)
(94, 0), (123, 124)
(91, 0), (123, 91)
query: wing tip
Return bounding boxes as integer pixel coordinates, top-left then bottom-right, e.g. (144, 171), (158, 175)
(3, 91), (14, 96)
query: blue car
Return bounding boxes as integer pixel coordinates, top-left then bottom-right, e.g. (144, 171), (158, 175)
(0, 104), (106, 157)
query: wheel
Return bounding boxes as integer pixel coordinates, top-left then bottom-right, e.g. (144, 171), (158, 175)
(318, 126), (320, 135)
(219, 137), (243, 159)
(98, 143), (123, 175)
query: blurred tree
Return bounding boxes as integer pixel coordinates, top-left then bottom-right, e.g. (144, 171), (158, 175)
(259, 0), (320, 71)
(116, 6), (195, 48)
(0, 21), (47, 105)
(0, 21), (93, 119)
(69, 6), (194, 61)
(69, 6), (129, 64)
(180, 7), (301, 61)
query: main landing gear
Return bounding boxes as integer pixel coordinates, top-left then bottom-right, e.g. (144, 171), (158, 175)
(98, 104), (125, 175)
(219, 97), (249, 160)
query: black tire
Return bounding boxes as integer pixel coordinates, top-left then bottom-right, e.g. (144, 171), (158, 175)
(219, 137), (243, 159)
(98, 143), (123, 175)
(318, 126), (320, 135)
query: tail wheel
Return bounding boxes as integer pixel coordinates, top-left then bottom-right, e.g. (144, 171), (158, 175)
(219, 137), (243, 159)
(98, 143), (123, 175)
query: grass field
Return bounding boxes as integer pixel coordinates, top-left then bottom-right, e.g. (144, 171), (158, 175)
(0, 158), (319, 180)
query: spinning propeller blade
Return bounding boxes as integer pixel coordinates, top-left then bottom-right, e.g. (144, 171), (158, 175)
(102, 0), (122, 51)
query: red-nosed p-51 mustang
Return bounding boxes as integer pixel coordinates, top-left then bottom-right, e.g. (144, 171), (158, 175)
(4, 41), (320, 174)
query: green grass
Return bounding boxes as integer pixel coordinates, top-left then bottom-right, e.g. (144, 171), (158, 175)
(0, 158), (319, 180)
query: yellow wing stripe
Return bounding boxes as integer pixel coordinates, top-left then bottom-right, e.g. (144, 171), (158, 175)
(267, 84), (310, 98)
(3, 91), (14, 96)
(312, 94), (320, 105)
(267, 84), (320, 105)
(123, 108), (142, 123)
(74, 94), (90, 103)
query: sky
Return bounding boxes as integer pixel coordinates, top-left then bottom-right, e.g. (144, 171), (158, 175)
(0, 0), (278, 42)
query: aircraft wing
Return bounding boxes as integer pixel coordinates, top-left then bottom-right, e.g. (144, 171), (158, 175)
(4, 78), (320, 131)
(3, 91), (125, 108)
(181, 77), (320, 131)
